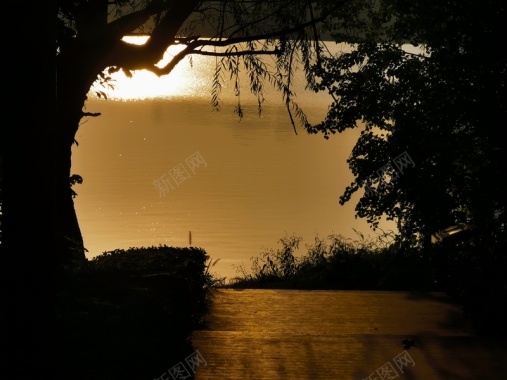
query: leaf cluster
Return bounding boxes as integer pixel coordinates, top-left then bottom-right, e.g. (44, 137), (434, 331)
(307, 0), (506, 245)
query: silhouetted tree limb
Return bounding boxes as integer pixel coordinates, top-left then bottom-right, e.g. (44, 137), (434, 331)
(105, 5), (330, 74)
(193, 50), (278, 57)
(82, 112), (101, 117)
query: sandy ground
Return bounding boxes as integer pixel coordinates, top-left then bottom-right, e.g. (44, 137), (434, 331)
(190, 289), (507, 380)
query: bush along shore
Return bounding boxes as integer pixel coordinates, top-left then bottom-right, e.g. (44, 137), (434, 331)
(56, 245), (220, 380)
(227, 232), (507, 337)
(227, 233), (437, 291)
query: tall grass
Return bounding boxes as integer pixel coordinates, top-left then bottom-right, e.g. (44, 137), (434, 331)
(229, 230), (436, 290)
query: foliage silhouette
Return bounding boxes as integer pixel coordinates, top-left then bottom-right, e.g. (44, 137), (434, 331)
(306, 0), (505, 248)
(229, 232), (436, 291)
(56, 245), (217, 379)
(301, 0), (506, 335)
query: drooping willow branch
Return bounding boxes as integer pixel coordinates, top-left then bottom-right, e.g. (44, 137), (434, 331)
(191, 49), (279, 57)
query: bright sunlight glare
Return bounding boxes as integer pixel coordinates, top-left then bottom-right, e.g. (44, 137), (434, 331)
(90, 36), (209, 100)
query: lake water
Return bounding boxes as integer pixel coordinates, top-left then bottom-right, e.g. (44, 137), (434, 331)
(72, 42), (396, 281)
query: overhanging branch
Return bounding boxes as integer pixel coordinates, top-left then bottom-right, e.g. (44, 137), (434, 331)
(107, 8), (152, 38)
(202, 16), (328, 48)
(107, 2), (339, 79)
(145, 15), (329, 73)
(192, 50), (278, 57)
(146, 42), (200, 76)
(82, 112), (101, 117)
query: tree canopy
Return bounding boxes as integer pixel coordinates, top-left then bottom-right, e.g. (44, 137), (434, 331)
(57, 0), (346, 129)
(305, 0), (506, 249)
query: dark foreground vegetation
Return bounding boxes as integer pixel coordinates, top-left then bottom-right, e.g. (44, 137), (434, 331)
(56, 246), (218, 380)
(228, 232), (507, 337)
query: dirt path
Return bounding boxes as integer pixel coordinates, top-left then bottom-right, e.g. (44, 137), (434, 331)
(191, 289), (507, 379)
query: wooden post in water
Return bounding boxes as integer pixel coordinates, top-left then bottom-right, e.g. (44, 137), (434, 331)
(189, 231), (192, 246)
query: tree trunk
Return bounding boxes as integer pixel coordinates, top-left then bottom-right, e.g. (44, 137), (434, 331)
(55, 79), (87, 265)
(55, 43), (106, 266)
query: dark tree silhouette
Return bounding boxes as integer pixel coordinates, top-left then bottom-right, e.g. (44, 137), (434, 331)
(305, 0), (507, 335)
(307, 0), (506, 249)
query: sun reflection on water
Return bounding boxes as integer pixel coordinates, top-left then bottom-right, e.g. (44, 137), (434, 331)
(89, 35), (210, 100)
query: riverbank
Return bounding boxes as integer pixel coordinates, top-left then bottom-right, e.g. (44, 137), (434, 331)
(225, 234), (507, 337)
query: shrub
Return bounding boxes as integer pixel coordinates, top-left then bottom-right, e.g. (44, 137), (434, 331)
(56, 245), (214, 380)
